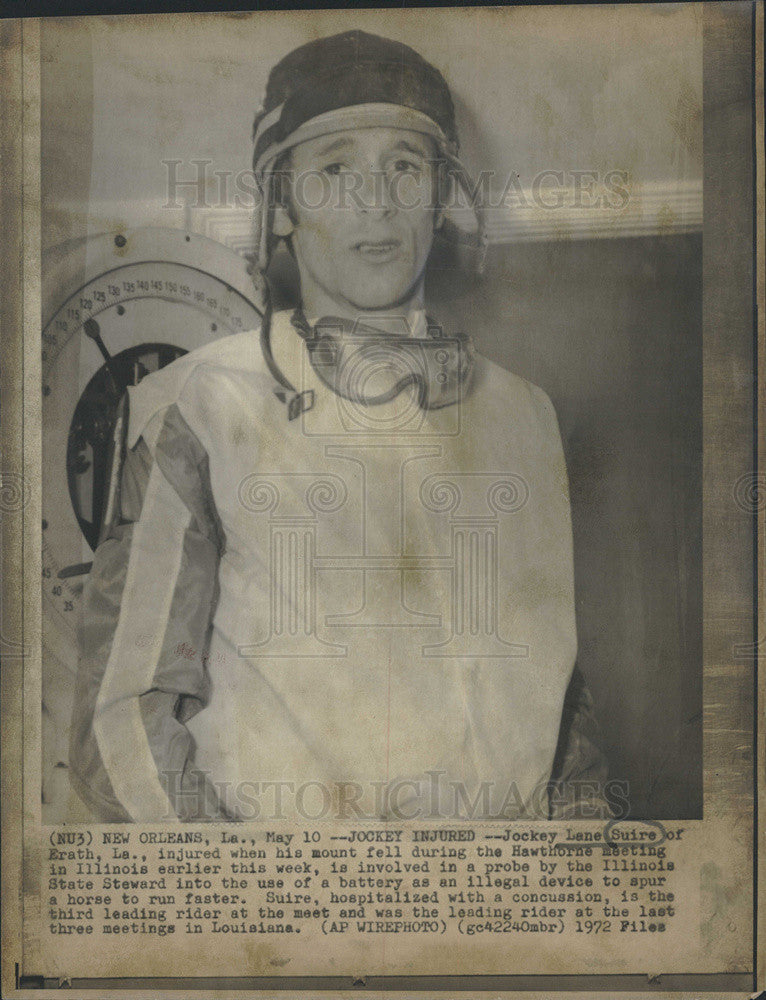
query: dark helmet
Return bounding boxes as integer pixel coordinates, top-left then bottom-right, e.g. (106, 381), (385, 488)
(252, 29), (460, 178)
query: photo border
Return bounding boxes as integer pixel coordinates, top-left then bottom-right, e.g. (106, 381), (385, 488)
(1, 2), (763, 994)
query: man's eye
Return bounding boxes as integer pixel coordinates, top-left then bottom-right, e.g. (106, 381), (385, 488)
(322, 162), (346, 176)
(391, 159), (421, 174)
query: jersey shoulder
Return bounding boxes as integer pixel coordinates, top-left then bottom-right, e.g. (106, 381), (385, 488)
(471, 352), (561, 436)
(125, 328), (267, 447)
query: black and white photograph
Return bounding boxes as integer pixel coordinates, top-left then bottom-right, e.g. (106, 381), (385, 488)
(0, 1), (761, 990)
(38, 6), (705, 826)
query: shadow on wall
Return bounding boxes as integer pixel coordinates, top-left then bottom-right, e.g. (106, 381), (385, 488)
(427, 232), (703, 820)
(239, 231), (704, 820)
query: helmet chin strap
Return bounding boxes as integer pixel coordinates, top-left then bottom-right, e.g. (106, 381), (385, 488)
(258, 286), (316, 421)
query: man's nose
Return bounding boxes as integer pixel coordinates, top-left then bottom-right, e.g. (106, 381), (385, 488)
(354, 167), (394, 216)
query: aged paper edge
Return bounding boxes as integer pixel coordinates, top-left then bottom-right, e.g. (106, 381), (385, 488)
(1, 16), (27, 1000)
(755, 0), (765, 991)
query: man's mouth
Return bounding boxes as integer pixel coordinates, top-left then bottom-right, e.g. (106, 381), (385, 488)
(353, 239), (402, 262)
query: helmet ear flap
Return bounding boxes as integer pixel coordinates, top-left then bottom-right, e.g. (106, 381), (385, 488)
(440, 153), (490, 274)
(253, 150), (296, 278)
(433, 156), (450, 232)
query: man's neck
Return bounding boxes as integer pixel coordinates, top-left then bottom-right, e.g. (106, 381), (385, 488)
(299, 286), (426, 334)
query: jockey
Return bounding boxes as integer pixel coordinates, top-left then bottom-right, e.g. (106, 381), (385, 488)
(70, 30), (609, 823)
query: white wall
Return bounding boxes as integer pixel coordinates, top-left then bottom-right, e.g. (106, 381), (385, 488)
(41, 4), (702, 252)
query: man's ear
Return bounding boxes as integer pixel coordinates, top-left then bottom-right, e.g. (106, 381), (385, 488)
(272, 203), (295, 237)
(434, 205), (445, 232)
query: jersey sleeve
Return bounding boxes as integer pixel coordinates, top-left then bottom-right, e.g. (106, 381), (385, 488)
(69, 395), (230, 822)
(548, 664), (613, 819)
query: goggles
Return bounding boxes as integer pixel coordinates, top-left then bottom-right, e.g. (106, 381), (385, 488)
(291, 311), (474, 412)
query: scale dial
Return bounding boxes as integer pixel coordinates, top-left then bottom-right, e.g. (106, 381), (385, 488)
(41, 227), (262, 819)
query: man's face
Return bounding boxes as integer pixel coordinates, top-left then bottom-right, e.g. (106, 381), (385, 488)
(275, 127), (441, 317)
